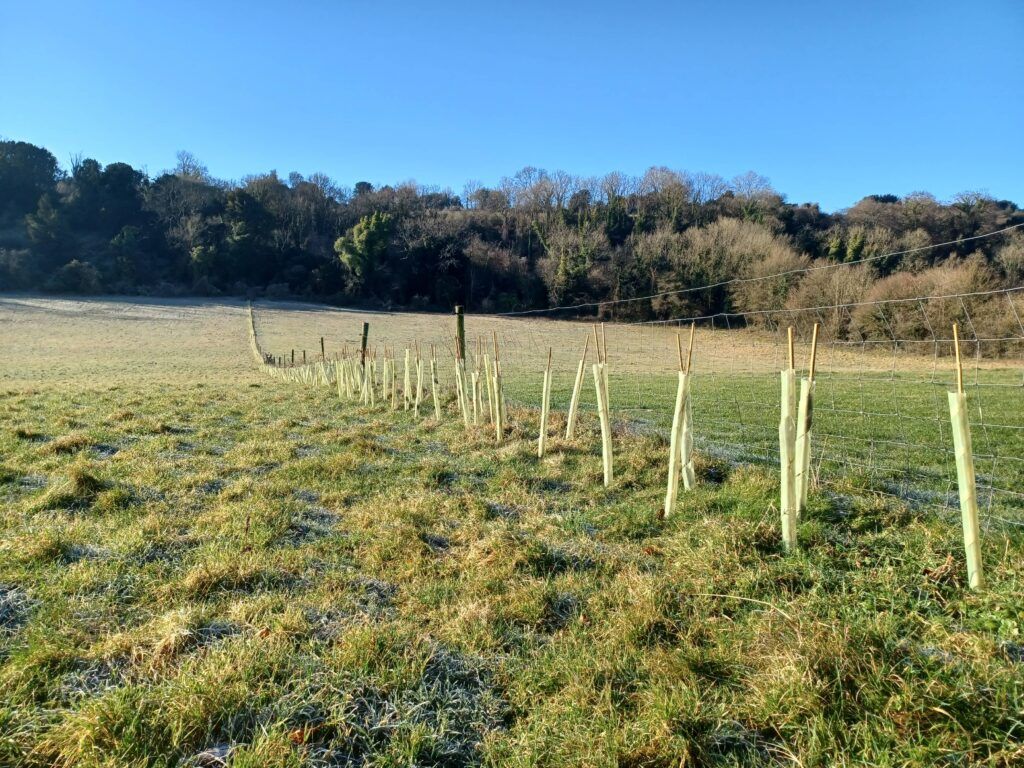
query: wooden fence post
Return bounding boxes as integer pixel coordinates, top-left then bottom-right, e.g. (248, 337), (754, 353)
(360, 322), (369, 365)
(455, 306), (465, 362)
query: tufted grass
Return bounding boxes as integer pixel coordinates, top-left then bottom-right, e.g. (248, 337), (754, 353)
(0, 295), (1021, 766)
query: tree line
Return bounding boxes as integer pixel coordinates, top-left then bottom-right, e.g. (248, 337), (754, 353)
(2, 139), (1022, 343)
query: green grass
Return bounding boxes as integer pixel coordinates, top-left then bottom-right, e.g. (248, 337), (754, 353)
(2, 372), (1023, 767)
(503, 367), (1024, 527)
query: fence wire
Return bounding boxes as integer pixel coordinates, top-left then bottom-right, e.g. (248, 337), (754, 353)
(251, 287), (1024, 531)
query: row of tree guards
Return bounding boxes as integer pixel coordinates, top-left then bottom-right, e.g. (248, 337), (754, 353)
(246, 304), (986, 591)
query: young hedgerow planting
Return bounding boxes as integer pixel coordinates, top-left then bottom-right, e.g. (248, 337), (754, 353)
(0, 295), (1022, 767)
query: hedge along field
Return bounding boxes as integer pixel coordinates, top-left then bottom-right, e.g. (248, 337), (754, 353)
(1, 294), (1023, 767)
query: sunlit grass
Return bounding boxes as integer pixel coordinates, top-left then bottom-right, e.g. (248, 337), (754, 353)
(1, 295), (1022, 766)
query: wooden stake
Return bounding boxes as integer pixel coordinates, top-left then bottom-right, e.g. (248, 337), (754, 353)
(686, 322), (695, 374)
(953, 322), (964, 394)
(358, 322), (368, 365)
(787, 326), (794, 371)
(808, 322), (819, 383)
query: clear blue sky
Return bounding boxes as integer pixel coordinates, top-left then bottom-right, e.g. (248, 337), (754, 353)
(2, 1), (1021, 211)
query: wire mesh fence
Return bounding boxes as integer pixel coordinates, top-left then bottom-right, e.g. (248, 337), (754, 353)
(250, 285), (1024, 532)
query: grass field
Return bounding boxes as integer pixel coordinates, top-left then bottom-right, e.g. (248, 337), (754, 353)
(1, 295), (1023, 767)
(253, 300), (1024, 525)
